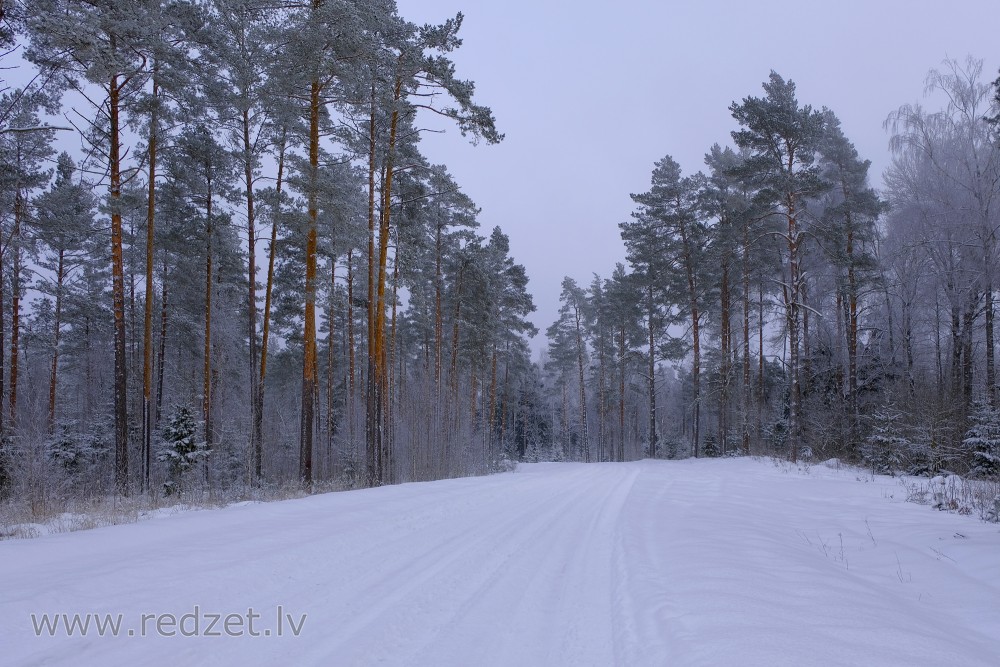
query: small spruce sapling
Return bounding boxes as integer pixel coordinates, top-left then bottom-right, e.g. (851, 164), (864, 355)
(702, 434), (721, 458)
(861, 406), (907, 475)
(47, 421), (90, 477)
(157, 406), (209, 496)
(962, 401), (1000, 479)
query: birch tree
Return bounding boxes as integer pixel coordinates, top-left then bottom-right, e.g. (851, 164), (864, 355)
(886, 57), (1000, 410)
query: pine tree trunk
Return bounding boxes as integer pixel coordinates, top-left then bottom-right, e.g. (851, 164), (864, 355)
(500, 344), (511, 450)
(110, 72), (129, 495)
(326, 258), (336, 475)
(128, 220), (137, 433)
(801, 280), (811, 394)
(573, 302), (589, 462)
(447, 263), (465, 473)
(155, 263), (168, 425)
(48, 248), (65, 430)
(9, 189), (21, 428)
(758, 280), (766, 446)
(742, 234), (751, 454)
(647, 283), (657, 458)
(561, 378), (569, 456)
(434, 223), (443, 401)
(488, 345), (498, 465)
(597, 332), (606, 461)
(365, 79), (379, 488)
(370, 75), (402, 486)
(719, 258), (730, 454)
(142, 68), (158, 493)
(433, 225), (444, 472)
(347, 248), (355, 423)
(256, 130), (285, 482)
(785, 189), (802, 463)
(388, 249), (400, 484)
(619, 325), (626, 462)
(243, 105), (261, 484)
(835, 287), (845, 394)
(203, 174), (214, 450)
(470, 365), (478, 448)
(301, 75), (321, 489)
(680, 220), (700, 457)
(450, 263), (465, 398)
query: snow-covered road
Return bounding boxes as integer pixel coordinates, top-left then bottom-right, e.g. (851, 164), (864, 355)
(3, 459), (999, 666)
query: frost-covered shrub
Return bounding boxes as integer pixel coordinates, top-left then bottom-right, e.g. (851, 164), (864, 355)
(490, 455), (517, 474)
(985, 495), (1000, 523)
(930, 474), (964, 511)
(905, 473), (1000, 521)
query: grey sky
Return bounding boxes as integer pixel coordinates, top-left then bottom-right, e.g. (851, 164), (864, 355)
(396, 0), (1000, 354)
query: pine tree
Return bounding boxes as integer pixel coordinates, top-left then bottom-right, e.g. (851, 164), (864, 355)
(557, 277), (589, 461)
(731, 72), (829, 462)
(32, 152), (96, 429)
(703, 145), (744, 454)
(631, 155), (710, 456)
(620, 205), (672, 458)
(204, 0), (290, 486)
(0, 91), (55, 433)
(26, 0), (165, 494)
(170, 124), (236, 455)
(586, 274), (613, 461)
(818, 110), (885, 445)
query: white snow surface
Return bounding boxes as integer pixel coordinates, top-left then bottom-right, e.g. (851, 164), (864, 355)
(3, 458), (999, 666)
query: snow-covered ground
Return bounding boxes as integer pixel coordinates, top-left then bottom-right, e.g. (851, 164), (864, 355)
(3, 458), (999, 666)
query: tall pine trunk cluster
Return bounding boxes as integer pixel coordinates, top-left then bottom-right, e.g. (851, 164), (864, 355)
(2, 0), (533, 502)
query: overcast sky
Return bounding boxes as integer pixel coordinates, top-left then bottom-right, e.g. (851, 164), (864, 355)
(395, 0), (1000, 354)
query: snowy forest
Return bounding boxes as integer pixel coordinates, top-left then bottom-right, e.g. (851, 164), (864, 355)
(547, 59), (1000, 483)
(0, 0), (531, 504)
(2, 0), (1000, 515)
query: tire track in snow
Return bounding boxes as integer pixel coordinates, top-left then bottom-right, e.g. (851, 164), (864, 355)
(293, 465), (629, 665)
(448, 464), (637, 666)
